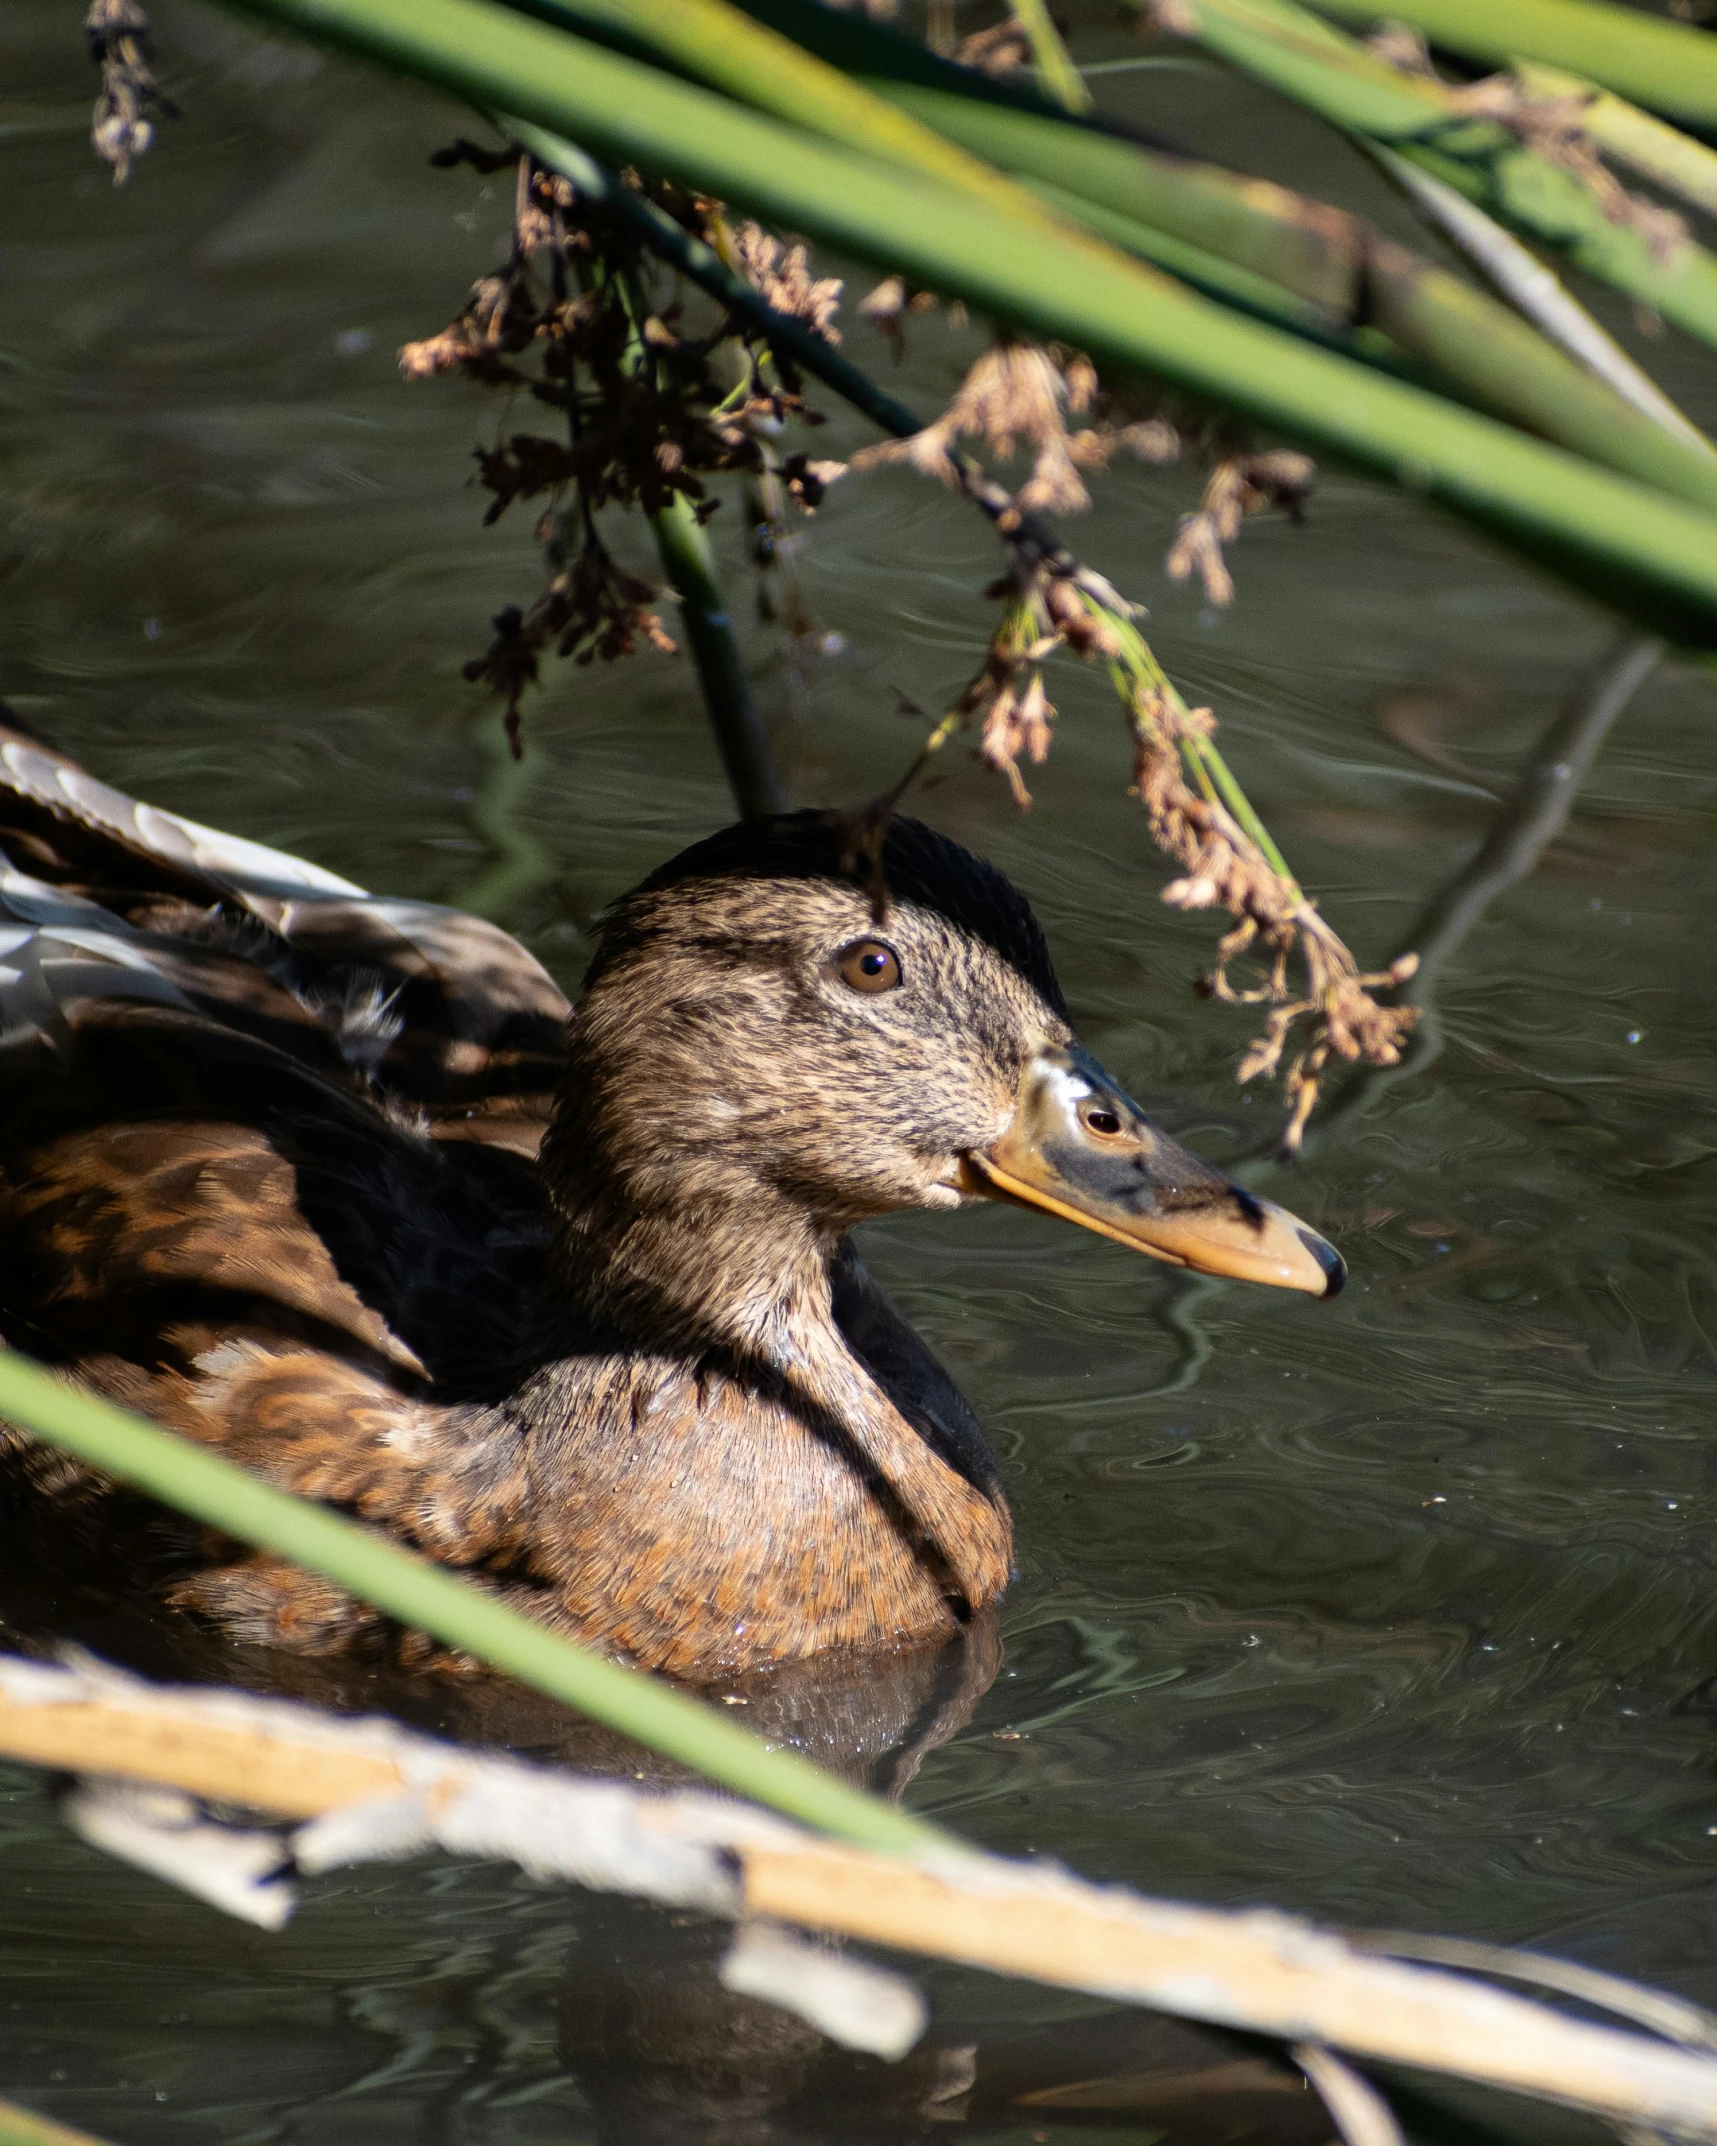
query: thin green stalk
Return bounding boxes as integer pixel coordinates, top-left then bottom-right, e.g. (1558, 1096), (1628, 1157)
(219, 0), (1717, 643)
(1094, 598), (1303, 890)
(649, 491), (784, 817)
(600, 259), (784, 819)
(0, 1344), (954, 1858)
(1196, 739), (1300, 889)
(0, 2102), (110, 2146)
(1298, 0), (1717, 131)
(1008, 0), (1093, 114)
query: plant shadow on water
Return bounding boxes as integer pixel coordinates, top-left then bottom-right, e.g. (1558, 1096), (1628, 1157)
(2, 0), (1717, 2138)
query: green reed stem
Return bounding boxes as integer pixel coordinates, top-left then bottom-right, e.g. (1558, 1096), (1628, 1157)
(1090, 596), (1303, 892)
(0, 1345), (955, 1857)
(1300, 0), (1717, 130)
(218, 0), (1717, 643)
(649, 492), (784, 818)
(0, 2100), (111, 2146)
(1159, 0), (1717, 356)
(603, 258), (783, 819)
(1009, 0), (1094, 114)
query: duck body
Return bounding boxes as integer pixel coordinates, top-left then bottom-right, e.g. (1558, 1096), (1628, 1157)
(0, 721), (1337, 1681)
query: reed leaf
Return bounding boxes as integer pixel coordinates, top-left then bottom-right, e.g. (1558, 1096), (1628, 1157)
(1514, 61), (1717, 219)
(879, 91), (1717, 504)
(1299, 0), (1717, 130)
(1163, 0), (1717, 351)
(221, 0), (1717, 641)
(490, 0), (1717, 516)
(0, 1344), (951, 1856)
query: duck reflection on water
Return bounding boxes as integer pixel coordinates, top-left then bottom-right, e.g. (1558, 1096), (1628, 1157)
(557, 1895), (1337, 2146)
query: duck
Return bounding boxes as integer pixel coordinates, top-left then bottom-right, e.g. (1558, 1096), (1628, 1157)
(0, 715), (1342, 1683)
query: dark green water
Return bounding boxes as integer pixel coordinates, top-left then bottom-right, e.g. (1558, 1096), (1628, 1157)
(3, 3), (1717, 2139)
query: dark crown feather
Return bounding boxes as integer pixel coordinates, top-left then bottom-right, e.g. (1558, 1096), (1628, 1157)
(589, 811), (1068, 1019)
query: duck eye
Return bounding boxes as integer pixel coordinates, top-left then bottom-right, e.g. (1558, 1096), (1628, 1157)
(1080, 1102), (1124, 1138)
(835, 938), (903, 994)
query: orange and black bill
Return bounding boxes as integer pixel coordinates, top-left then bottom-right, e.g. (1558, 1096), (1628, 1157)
(962, 1045), (1344, 1298)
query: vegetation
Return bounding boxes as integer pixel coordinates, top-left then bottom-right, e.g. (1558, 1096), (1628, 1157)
(155, 0), (1708, 1152)
(5, 9), (1710, 2134)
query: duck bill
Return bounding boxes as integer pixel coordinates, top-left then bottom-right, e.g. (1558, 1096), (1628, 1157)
(960, 1046), (1344, 1298)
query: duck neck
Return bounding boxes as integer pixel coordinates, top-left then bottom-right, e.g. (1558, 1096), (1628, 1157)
(534, 1080), (1012, 1617)
(540, 1120), (840, 1366)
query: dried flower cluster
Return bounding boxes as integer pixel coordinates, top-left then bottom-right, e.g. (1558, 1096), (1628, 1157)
(854, 340), (1179, 517)
(729, 224), (845, 345)
(86, 0), (168, 186)
(954, 17), (1036, 75)
(401, 153), (842, 745)
(953, 567), (1122, 805)
(1166, 449), (1316, 607)
(1125, 684), (1418, 1149)
(857, 277), (947, 359)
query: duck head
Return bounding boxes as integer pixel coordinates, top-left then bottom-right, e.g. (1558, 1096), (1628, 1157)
(542, 813), (1341, 1345)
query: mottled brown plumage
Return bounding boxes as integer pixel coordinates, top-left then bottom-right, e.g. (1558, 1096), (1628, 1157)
(0, 721), (1340, 1682)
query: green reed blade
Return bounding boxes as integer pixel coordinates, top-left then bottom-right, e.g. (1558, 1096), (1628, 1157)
(1158, 0), (1717, 354)
(218, 0), (1717, 643)
(1301, 0), (1717, 130)
(482, 0), (1717, 515)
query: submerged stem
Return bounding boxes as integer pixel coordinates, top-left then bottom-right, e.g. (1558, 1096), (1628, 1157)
(453, 701), (558, 920)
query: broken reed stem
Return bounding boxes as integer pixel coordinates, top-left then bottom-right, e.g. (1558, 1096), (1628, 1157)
(1292, 2044), (1407, 2146)
(10, 1651), (1717, 2139)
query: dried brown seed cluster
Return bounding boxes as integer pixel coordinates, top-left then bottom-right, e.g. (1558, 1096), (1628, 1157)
(402, 155), (840, 742)
(954, 17), (1036, 74)
(86, 0), (168, 186)
(1125, 683), (1417, 1149)
(950, 565), (1122, 806)
(857, 277), (947, 359)
(855, 341), (1179, 517)
(1165, 449), (1315, 607)
(462, 542), (678, 753)
(729, 224), (844, 344)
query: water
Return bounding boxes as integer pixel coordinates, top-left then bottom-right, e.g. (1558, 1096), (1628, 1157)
(3, 1), (1717, 2138)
